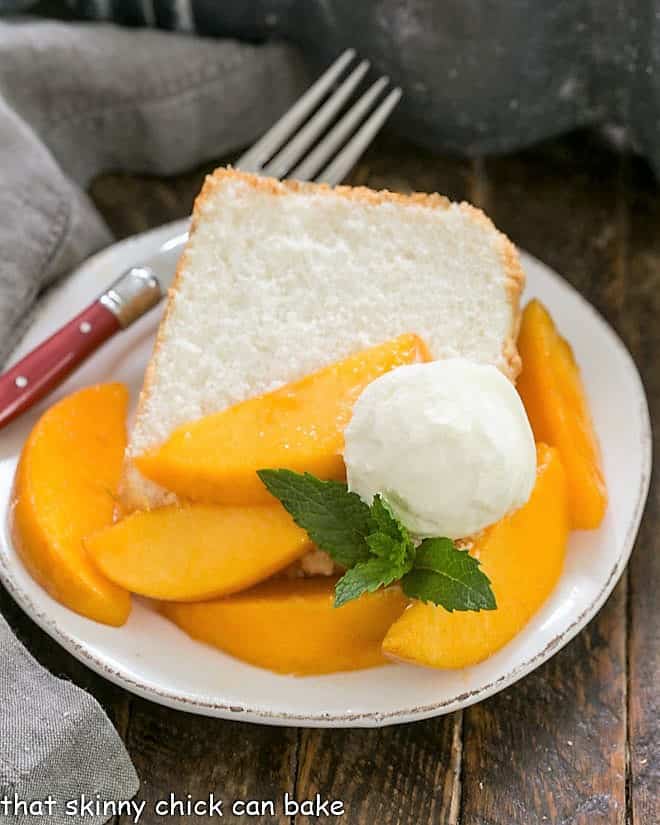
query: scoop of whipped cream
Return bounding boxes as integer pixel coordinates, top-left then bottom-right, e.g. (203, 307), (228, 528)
(343, 358), (536, 539)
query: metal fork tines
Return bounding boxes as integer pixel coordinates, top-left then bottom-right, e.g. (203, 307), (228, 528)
(236, 50), (402, 186)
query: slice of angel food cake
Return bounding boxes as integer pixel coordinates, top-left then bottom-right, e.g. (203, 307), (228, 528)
(17, 167), (604, 674)
(121, 169), (524, 513)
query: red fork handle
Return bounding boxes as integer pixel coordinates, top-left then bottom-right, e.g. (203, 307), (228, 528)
(0, 301), (121, 430)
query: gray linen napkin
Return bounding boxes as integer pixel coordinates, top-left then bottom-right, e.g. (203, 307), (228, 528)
(0, 615), (138, 824)
(0, 18), (306, 822)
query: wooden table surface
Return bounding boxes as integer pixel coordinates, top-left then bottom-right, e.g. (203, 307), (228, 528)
(1, 129), (658, 825)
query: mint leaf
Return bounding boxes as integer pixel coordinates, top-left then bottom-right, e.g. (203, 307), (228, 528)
(402, 537), (496, 612)
(369, 495), (401, 537)
(334, 557), (402, 608)
(366, 494), (415, 568)
(365, 532), (401, 558)
(257, 469), (371, 567)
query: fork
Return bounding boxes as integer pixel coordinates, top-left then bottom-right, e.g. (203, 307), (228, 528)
(0, 51), (401, 430)
(237, 49), (401, 183)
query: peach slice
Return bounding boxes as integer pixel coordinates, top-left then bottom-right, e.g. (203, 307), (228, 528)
(85, 504), (313, 601)
(136, 333), (430, 506)
(516, 299), (607, 529)
(11, 384), (131, 626)
(382, 443), (569, 669)
(160, 577), (409, 675)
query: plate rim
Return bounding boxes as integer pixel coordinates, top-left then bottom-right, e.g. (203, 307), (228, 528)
(0, 222), (652, 727)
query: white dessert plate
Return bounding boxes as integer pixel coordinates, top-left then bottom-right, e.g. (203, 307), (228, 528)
(0, 219), (651, 727)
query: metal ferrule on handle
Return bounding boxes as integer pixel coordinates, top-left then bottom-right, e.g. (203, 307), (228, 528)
(100, 266), (163, 328)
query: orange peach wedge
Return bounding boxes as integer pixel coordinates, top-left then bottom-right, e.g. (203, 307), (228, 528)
(136, 333), (430, 505)
(11, 383), (131, 626)
(382, 443), (569, 669)
(160, 577), (409, 676)
(85, 504), (313, 601)
(516, 299), (607, 529)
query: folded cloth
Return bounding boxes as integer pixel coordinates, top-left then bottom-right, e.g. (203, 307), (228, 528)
(0, 615), (138, 824)
(0, 18), (306, 822)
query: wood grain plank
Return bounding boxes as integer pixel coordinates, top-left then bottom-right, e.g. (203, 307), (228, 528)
(346, 133), (473, 204)
(294, 714), (462, 825)
(460, 131), (629, 825)
(89, 160), (218, 240)
(118, 699), (297, 825)
(624, 154), (660, 825)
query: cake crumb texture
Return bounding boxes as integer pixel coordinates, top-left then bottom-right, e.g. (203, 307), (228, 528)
(121, 169), (523, 512)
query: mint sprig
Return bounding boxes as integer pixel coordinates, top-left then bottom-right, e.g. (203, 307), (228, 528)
(334, 557), (403, 608)
(366, 495), (415, 568)
(259, 469), (496, 612)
